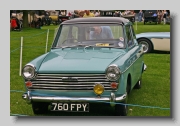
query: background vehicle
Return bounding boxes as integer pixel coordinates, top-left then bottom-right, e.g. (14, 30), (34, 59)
(49, 11), (61, 25)
(99, 10), (116, 17)
(143, 10), (158, 24)
(136, 32), (170, 53)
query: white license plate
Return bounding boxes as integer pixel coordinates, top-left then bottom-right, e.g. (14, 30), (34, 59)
(51, 103), (89, 112)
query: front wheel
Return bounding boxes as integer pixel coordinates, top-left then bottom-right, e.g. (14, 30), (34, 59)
(137, 38), (153, 53)
(115, 96), (128, 116)
(115, 84), (130, 116)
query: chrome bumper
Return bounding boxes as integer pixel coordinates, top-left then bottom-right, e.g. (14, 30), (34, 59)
(22, 91), (127, 107)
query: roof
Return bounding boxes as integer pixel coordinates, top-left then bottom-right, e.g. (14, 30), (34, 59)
(61, 17), (130, 24)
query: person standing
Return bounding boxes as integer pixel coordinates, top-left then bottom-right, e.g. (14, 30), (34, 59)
(163, 10), (167, 24)
(78, 10), (85, 18)
(157, 10), (161, 24)
(138, 10), (143, 22)
(83, 10), (95, 18)
(94, 11), (100, 17)
(10, 16), (18, 30)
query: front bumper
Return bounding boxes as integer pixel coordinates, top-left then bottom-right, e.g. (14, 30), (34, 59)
(22, 91), (127, 107)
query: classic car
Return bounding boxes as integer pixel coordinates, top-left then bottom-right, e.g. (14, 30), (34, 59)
(99, 10), (116, 17)
(143, 10), (158, 24)
(136, 32), (170, 53)
(22, 17), (146, 116)
(99, 10), (135, 23)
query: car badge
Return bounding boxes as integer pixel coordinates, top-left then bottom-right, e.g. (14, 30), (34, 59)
(62, 77), (78, 81)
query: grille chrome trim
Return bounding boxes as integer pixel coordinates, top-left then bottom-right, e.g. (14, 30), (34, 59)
(28, 74), (115, 91)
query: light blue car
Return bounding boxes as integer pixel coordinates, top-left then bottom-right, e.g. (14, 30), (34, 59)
(22, 17), (146, 116)
(136, 32), (170, 53)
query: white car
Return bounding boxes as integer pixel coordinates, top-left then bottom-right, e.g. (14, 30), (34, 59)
(136, 32), (170, 53)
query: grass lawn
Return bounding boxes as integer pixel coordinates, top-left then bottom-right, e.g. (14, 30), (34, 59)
(10, 22), (170, 116)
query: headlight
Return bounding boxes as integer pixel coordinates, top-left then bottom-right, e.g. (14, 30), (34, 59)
(106, 64), (121, 81)
(22, 64), (36, 79)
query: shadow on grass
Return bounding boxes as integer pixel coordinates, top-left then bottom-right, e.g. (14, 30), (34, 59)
(150, 50), (170, 54)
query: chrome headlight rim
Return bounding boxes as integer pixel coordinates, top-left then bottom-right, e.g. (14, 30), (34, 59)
(22, 64), (36, 79)
(105, 64), (121, 81)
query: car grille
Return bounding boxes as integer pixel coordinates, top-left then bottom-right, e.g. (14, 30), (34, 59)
(28, 74), (115, 91)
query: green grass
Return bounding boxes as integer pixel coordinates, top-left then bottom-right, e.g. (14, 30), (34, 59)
(10, 22), (170, 116)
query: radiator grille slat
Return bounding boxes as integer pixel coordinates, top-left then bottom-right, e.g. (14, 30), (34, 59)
(28, 74), (114, 91)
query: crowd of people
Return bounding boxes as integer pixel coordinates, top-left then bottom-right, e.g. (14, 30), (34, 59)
(68, 10), (169, 24)
(10, 10), (170, 31)
(138, 10), (170, 24)
(69, 10), (135, 18)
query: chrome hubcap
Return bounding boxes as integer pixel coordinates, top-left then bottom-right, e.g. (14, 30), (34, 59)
(139, 41), (149, 53)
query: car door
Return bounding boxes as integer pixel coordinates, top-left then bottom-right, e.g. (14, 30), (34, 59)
(125, 24), (142, 87)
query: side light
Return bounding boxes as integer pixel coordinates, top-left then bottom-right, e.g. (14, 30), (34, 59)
(26, 81), (32, 88)
(111, 82), (118, 89)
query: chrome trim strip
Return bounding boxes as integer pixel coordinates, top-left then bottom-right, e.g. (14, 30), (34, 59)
(121, 55), (143, 74)
(22, 93), (126, 103)
(29, 86), (113, 90)
(31, 82), (110, 84)
(32, 84), (111, 87)
(28, 89), (116, 91)
(34, 79), (109, 82)
(36, 76), (107, 79)
(37, 74), (106, 76)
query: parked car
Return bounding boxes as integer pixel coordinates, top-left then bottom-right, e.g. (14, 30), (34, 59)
(99, 10), (116, 17)
(22, 17), (146, 116)
(136, 32), (170, 53)
(99, 10), (135, 23)
(143, 10), (158, 24)
(48, 11), (61, 25)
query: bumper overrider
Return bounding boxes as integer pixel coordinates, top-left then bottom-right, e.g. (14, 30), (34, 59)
(22, 91), (127, 107)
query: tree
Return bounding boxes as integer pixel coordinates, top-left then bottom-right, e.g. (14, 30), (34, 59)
(23, 10), (29, 28)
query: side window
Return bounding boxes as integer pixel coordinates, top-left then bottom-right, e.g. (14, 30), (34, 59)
(130, 25), (136, 40)
(57, 25), (70, 46)
(72, 26), (78, 41)
(125, 25), (134, 47)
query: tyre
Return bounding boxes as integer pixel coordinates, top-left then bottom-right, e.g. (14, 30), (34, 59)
(137, 38), (153, 53)
(115, 82), (130, 116)
(32, 102), (49, 114)
(134, 77), (142, 89)
(115, 98), (128, 116)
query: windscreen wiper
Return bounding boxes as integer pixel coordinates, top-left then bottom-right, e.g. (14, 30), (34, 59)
(61, 44), (86, 50)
